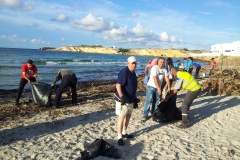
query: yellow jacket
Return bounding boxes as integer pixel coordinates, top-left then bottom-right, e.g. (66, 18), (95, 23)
(177, 71), (201, 91)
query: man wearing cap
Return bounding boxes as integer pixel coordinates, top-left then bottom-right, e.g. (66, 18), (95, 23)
(209, 58), (216, 76)
(164, 67), (201, 128)
(115, 56), (138, 146)
(142, 57), (171, 122)
(16, 59), (38, 105)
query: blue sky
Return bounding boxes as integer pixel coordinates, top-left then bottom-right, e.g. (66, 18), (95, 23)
(0, 0), (239, 50)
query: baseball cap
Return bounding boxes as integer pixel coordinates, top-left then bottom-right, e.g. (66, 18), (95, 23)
(127, 56), (137, 63)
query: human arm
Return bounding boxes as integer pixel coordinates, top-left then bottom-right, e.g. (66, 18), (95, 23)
(163, 89), (178, 102)
(153, 75), (162, 95)
(22, 71), (31, 83)
(165, 75), (171, 93)
(51, 71), (61, 87)
(116, 83), (125, 105)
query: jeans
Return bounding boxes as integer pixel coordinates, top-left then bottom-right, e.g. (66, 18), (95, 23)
(16, 78), (36, 102)
(143, 86), (161, 117)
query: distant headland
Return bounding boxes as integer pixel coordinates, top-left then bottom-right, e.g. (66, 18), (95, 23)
(39, 45), (210, 59)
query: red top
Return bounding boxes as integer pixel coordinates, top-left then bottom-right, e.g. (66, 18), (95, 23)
(21, 63), (37, 79)
(211, 61), (216, 69)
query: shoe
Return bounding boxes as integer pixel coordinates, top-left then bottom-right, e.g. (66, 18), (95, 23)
(141, 116), (147, 122)
(52, 105), (61, 108)
(118, 138), (125, 146)
(15, 101), (20, 106)
(177, 123), (189, 129)
(122, 134), (134, 139)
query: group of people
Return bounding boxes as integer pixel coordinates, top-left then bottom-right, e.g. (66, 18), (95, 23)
(173, 57), (202, 78)
(15, 59), (77, 108)
(17, 56), (216, 147)
(115, 56), (201, 146)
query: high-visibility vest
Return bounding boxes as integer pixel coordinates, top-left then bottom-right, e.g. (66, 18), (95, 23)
(177, 71), (201, 91)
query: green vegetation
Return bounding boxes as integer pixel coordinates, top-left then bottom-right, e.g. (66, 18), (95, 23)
(118, 48), (130, 53)
(78, 45), (103, 47)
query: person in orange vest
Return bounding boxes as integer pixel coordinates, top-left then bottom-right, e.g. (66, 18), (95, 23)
(163, 67), (201, 128)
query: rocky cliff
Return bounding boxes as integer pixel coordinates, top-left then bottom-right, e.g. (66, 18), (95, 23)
(53, 46), (190, 58)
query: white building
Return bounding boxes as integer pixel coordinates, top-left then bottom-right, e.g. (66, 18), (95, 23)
(211, 41), (240, 56)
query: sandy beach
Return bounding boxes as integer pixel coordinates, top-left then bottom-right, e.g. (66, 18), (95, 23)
(0, 72), (240, 159)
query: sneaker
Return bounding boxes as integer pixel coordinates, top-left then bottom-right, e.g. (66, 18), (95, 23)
(177, 123), (189, 129)
(122, 134), (134, 139)
(118, 138), (125, 146)
(15, 101), (20, 106)
(141, 116), (147, 122)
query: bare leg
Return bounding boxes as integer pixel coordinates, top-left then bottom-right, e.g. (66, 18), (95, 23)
(123, 114), (131, 131)
(117, 115), (125, 134)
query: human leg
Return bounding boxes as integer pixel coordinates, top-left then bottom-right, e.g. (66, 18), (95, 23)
(117, 115), (125, 146)
(143, 86), (155, 117)
(16, 78), (28, 104)
(70, 81), (77, 105)
(54, 77), (71, 107)
(195, 66), (201, 77)
(179, 90), (200, 128)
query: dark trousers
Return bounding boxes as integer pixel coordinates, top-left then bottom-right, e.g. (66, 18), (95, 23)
(188, 68), (193, 74)
(54, 75), (77, 106)
(195, 66), (201, 77)
(181, 89), (201, 124)
(16, 78), (36, 102)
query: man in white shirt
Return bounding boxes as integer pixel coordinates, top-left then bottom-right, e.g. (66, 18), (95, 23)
(142, 57), (171, 122)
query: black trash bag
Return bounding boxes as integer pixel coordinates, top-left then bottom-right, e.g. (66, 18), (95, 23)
(153, 92), (182, 123)
(80, 139), (121, 160)
(30, 82), (52, 107)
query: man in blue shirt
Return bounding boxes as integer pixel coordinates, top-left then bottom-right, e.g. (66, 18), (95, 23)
(115, 56), (138, 146)
(193, 63), (201, 78)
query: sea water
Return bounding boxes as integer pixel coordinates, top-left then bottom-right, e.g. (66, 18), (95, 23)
(0, 47), (208, 90)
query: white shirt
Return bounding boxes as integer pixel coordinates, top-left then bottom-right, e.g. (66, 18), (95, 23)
(147, 65), (168, 88)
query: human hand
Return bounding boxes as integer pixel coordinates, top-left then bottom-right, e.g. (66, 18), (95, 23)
(133, 97), (140, 109)
(167, 88), (171, 93)
(157, 88), (162, 95)
(120, 97), (126, 105)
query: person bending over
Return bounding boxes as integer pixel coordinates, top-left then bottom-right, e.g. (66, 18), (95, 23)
(164, 67), (201, 128)
(51, 69), (77, 108)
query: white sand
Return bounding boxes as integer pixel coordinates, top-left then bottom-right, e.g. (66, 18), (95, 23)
(0, 92), (240, 159)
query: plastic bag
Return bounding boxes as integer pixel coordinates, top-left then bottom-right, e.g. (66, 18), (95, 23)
(80, 139), (120, 160)
(31, 82), (52, 107)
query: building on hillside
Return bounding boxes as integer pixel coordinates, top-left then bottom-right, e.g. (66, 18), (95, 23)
(211, 41), (240, 56)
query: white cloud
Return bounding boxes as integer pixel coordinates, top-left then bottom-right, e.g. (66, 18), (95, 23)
(132, 13), (139, 18)
(51, 13), (69, 22)
(61, 38), (64, 41)
(160, 32), (169, 41)
(1, 34), (27, 42)
(0, 0), (34, 11)
(198, 11), (213, 15)
(27, 22), (40, 27)
(132, 23), (153, 36)
(71, 13), (117, 32)
(104, 23), (181, 48)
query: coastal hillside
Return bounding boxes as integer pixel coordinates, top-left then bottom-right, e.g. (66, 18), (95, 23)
(50, 46), (240, 66)
(53, 46), (191, 58)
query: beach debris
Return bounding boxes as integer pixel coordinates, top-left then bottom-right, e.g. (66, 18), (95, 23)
(201, 69), (240, 96)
